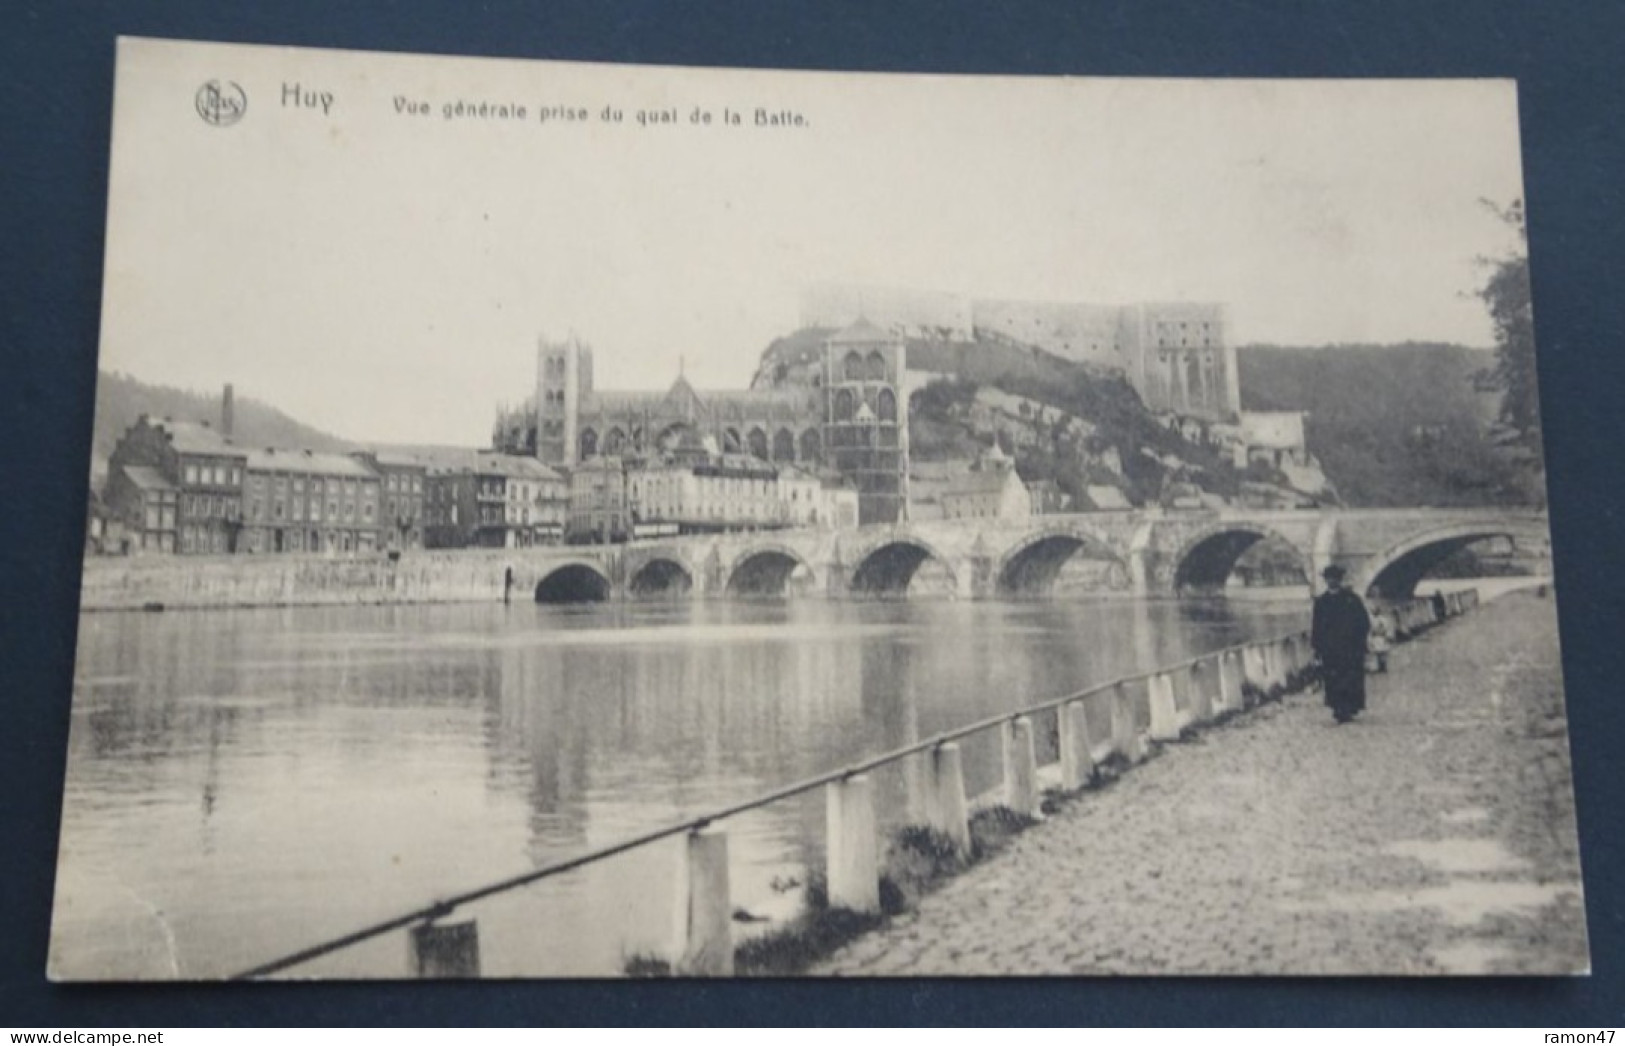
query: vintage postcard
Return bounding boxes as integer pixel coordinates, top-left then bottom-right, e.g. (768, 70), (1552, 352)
(52, 37), (1586, 979)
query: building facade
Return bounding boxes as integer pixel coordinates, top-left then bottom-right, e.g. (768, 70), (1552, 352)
(241, 448), (382, 554)
(567, 456), (631, 544)
(104, 416), (247, 555)
(1025, 478), (1073, 515)
(622, 453), (856, 534)
(939, 445), (1031, 522)
(103, 465), (179, 554)
(425, 452), (568, 549)
(352, 452), (428, 551)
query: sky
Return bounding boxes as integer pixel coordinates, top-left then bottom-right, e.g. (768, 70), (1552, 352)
(99, 38), (1529, 445)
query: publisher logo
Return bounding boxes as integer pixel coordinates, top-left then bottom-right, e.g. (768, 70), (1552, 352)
(195, 80), (247, 127)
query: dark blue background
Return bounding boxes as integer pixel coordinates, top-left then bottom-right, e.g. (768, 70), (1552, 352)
(4, 0), (1623, 1026)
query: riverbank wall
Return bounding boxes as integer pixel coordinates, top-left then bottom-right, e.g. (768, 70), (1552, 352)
(78, 551), (513, 611)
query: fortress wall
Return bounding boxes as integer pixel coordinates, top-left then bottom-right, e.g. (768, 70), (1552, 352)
(800, 284), (974, 338)
(970, 299), (1125, 367)
(798, 285), (1238, 418)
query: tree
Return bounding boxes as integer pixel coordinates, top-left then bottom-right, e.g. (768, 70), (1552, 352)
(1476, 199), (1542, 461)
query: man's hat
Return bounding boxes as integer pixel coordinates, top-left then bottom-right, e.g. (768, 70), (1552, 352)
(1321, 564), (1347, 581)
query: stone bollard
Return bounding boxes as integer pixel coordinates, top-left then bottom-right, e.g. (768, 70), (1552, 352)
(673, 826), (734, 975)
(409, 918), (481, 978)
(825, 774), (880, 913)
(903, 750), (932, 825)
(1239, 645), (1263, 704)
(1218, 650), (1243, 712)
(1148, 672), (1181, 741)
(1058, 700), (1096, 791)
(1254, 643), (1275, 696)
(1293, 635), (1314, 688)
(926, 742), (972, 856)
(1110, 681), (1145, 762)
(1002, 716), (1041, 817)
(1282, 636), (1301, 683)
(1188, 661), (1214, 723)
(1270, 638), (1291, 691)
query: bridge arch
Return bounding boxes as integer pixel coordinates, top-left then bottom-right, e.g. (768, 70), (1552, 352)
(1356, 518), (1546, 601)
(628, 556), (694, 599)
(997, 523), (1129, 597)
(725, 544), (815, 598)
(1169, 523), (1310, 595)
(535, 561), (612, 604)
(846, 536), (959, 598)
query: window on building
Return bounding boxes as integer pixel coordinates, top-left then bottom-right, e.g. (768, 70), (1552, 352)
(877, 388), (898, 422)
(184, 464), (199, 485)
(274, 501), (284, 520)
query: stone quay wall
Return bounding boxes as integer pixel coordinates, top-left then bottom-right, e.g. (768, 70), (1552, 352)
(78, 552), (515, 611)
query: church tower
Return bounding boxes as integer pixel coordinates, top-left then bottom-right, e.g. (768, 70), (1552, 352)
(535, 334), (592, 467)
(822, 319), (909, 525)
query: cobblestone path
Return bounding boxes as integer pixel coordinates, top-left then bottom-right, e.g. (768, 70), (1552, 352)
(814, 591), (1589, 976)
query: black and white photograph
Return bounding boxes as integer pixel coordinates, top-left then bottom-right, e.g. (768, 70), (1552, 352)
(49, 36), (1587, 981)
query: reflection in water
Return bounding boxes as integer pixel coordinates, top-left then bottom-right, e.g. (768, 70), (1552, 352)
(51, 597), (1306, 979)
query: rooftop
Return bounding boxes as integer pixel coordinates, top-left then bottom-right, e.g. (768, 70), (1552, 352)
(246, 447), (377, 479)
(473, 453), (563, 481)
(355, 450), (431, 471)
(119, 465), (176, 491)
(148, 417), (247, 458)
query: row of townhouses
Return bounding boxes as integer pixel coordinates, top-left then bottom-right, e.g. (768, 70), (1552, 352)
(101, 411), (437, 556)
(95, 394), (867, 557)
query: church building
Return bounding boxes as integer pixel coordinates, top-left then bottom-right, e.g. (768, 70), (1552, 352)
(493, 321), (911, 525)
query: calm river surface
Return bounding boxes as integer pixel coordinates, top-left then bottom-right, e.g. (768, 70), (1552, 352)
(51, 596), (1308, 979)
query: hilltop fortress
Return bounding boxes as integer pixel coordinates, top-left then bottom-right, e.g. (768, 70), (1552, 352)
(800, 283), (1241, 420)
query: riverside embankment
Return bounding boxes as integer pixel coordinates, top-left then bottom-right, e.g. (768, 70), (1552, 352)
(814, 589), (1587, 976)
(77, 550), (514, 610)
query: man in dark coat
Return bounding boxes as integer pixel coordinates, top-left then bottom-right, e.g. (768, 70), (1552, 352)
(1312, 564), (1371, 724)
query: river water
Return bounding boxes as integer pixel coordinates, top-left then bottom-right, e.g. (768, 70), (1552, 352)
(50, 596), (1308, 980)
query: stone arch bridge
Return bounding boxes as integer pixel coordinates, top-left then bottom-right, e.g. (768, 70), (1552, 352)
(504, 508), (1551, 605)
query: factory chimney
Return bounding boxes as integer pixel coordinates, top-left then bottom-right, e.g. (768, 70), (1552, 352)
(222, 383), (235, 439)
